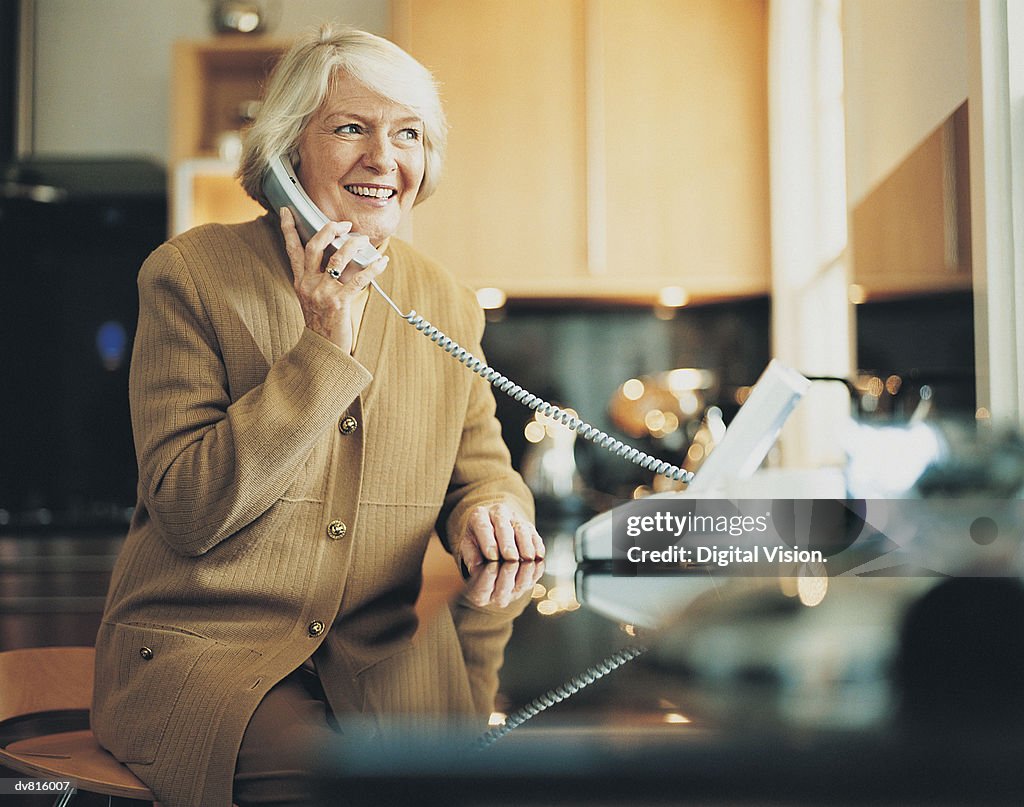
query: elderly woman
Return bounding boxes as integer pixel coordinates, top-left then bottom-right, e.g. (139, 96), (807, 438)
(92, 24), (543, 807)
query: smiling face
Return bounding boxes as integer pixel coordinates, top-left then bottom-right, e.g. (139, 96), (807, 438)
(295, 71), (425, 246)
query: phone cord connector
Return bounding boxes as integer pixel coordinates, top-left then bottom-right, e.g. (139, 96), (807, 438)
(371, 282), (694, 485)
(475, 645), (646, 748)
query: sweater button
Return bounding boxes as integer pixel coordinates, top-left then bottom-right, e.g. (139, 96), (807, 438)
(326, 520), (347, 540)
(307, 620), (325, 638)
(338, 415), (359, 435)
(139, 646), (154, 660)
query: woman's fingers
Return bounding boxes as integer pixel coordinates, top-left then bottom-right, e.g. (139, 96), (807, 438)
(463, 504), (545, 563)
(280, 209), (352, 285)
(489, 505), (520, 560)
(303, 219), (352, 276)
(512, 520), (545, 560)
(280, 210), (389, 351)
(281, 211), (383, 293)
(458, 535), (485, 572)
(324, 242), (389, 293)
(466, 508), (500, 562)
(459, 505), (546, 607)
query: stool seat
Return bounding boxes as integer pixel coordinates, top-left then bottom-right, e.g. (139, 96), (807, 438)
(2, 728), (155, 800)
(0, 646), (157, 805)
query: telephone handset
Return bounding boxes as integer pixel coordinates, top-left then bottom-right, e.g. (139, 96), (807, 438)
(261, 154), (696, 484)
(263, 156), (382, 269)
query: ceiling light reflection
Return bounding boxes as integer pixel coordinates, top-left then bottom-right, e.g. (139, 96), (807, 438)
(476, 287), (507, 310)
(658, 286), (689, 307)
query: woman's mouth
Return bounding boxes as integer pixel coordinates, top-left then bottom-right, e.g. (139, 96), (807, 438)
(345, 184), (396, 201)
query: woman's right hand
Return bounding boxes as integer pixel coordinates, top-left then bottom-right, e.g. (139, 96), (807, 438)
(279, 207), (389, 354)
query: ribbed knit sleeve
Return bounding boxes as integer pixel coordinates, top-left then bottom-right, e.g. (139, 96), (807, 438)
(130, 240), (371, 556)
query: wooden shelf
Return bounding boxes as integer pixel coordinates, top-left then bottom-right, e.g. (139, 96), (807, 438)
(169, 37), (290, 236)
(171, 37), (289, 163)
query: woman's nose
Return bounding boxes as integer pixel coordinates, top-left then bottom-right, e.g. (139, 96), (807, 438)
(362, 135), (397, 174)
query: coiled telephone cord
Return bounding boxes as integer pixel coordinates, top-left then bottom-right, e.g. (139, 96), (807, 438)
(475, 645), (647, 749)
(371, 281), (694, 485)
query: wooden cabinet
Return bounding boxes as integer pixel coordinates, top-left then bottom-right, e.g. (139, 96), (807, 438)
(393, 0), (590, 297)
(850, 103), (971, 300)
(169, 38), (287, 234)
(393, 0), (770, 302)
(598, 0), (770, 300)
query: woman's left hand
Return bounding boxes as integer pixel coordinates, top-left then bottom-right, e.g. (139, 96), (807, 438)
(455, 503), (545, 570)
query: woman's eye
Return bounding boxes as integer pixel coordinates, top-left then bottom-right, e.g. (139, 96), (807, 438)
(335, 124), (362, 135)
(397, 128), (422, 142)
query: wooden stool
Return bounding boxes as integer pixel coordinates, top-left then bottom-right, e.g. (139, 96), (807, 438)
(0, 646), (156, 805)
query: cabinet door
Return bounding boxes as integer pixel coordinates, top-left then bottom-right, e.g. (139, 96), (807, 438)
(394, 0), (769, 301)
(850, 103), (971, 299)
(597, 0), (770, 298)
(394, 0), (590, 296)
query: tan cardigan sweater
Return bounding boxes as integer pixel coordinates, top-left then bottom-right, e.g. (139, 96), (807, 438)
(91, 216), (533, 807)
